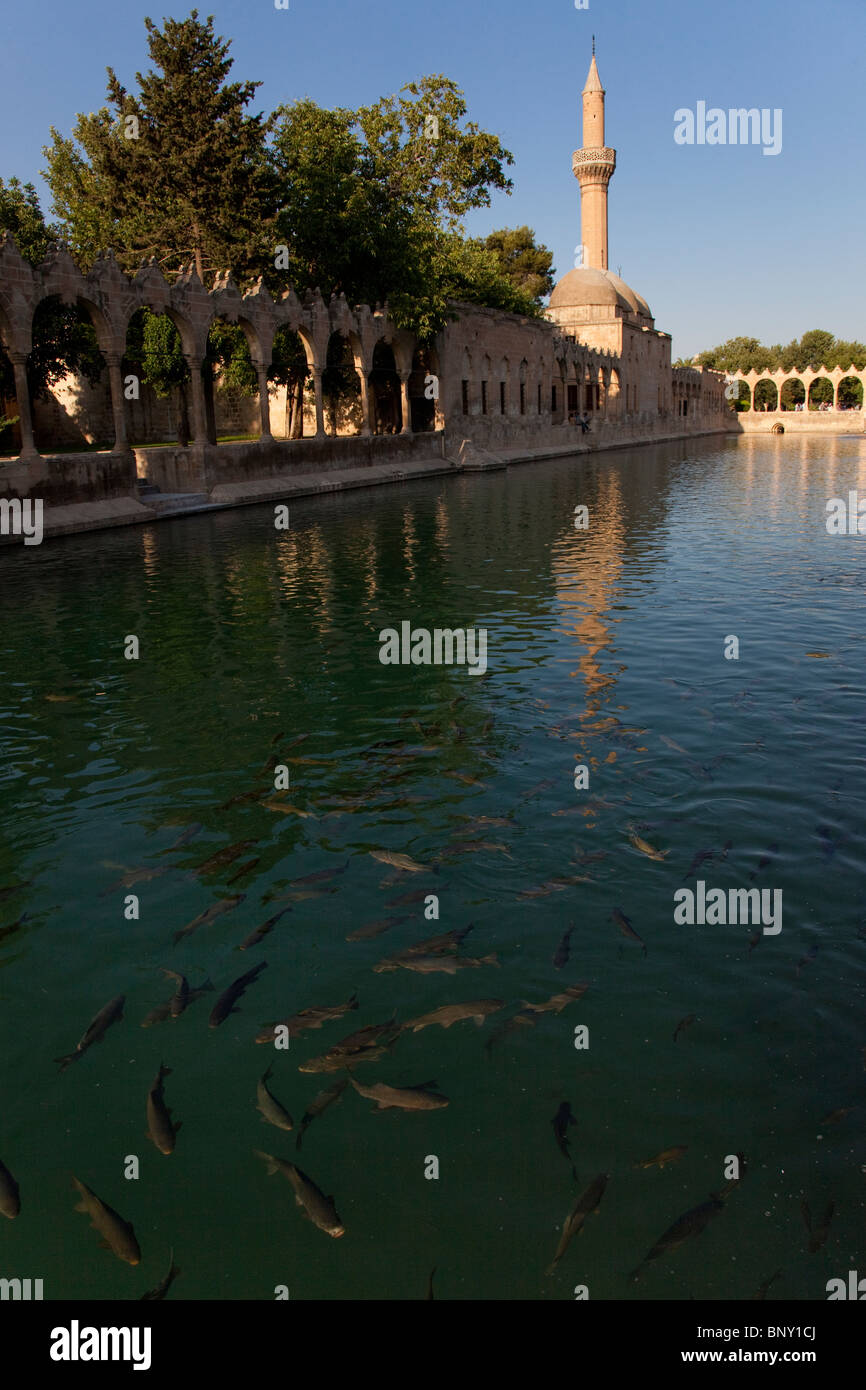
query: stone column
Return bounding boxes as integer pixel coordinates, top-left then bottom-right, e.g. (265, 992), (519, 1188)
(9, 353), (38, 459)
(399, 373), (412, 435)
(356, 368), (372, 436)
(254, 362), (273, 441)
(184, 355), (210, 446)
(312, 368), (325, 438)
(104, 353), (130, 452)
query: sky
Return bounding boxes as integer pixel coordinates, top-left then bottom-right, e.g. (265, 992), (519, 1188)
(1, 0), (863, 360)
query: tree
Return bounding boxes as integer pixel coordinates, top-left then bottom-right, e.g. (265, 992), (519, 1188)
(42, 9), (277, 282)
(478, 226), (555, 305)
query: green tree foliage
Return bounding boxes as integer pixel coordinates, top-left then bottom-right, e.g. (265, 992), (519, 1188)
(476, 226), (555, 305)
(692, 330), (866, 374)
(42, 9), (277, 281)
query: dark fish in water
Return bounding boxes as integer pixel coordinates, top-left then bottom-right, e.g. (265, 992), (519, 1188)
(349, 1076), (449, 1111)
(160, 823), (202, 854)
(140, 1248), (180, 1301)
(796, 944), (818, 976)
(227, 857), (260, 885)
(257, 1064), (294, 1131)
(71, 1176), (140, 1265)
(802, 1199), (834, 1253)
(426, 1267), (436, 1300)
(820, 1106), (854, 1125)
(55, 994), (125, 1072)
(750, 842), (780, 881)
(612, 907), (647, 955)
(0, 1157), (20, 1218)
(747, 930), (761, 957)
(816, 825), (838, 860)
(0, 911), (30, 943)
(633, 1145), (688, 1171)
(720, 840), (733, 861)
(630, 1195), (725, 1279)
(385, 888), (433, 908)
(287, 862), (350, 888)
(255, 994), (359, 1045)
(660, 734), (689, 754)
(751, 1269), (781, 1301)
(253, 1152), (344, 1237)
(521, 779), (556, 799)
(442, 840), (511, 858)
(553, 925), (575, 970)
(219, 788), (267, 811)
(673, 1014), (696, 1043)
(300, 1021), (401, 1074)
(518, 875), (590, 899)
(551, 1102), (577, 1178)
(102, 863), (170, 893)
(240, 908), (291, 952)
(403, 1000), (504, 1033)
(209, 961), (268, 1028)
(547, 1174), (608, 1273)
(296, 1078), (347, 1149)
(0, 880), (32, 903)
(173, 894), (245, 945)
(685, 849), (714, 878)
(141, 971), (213, 1026)
(372, 927), (474, 970)
(522, 984), (588, 1016)
(370, 849), (428, 873)
(146, 1063), (180, 1155)
(345, 915), (411, 942)
(193, 839), (258, 876)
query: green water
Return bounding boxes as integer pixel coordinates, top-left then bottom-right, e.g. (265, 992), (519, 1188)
(1, 433), (864, 1300)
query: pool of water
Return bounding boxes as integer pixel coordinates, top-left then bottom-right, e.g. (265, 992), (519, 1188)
(0, 431), (864, 1300)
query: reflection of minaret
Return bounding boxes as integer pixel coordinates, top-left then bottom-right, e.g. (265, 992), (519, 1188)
(573, 40), (616, 270)
(552, 471), (626, 706)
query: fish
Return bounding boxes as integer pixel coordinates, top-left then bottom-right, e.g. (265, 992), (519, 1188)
(103, 863), (170, 893)
(453, 816), (512, 832)
(288, 863), (350, 888)
(173, 894), (245, 945)
(345, 915), (411, 941)
(299, 1020), (401, 1074)
(296, 1078), (348, 1149)
(209, 962), (268, 1028)
(750, 1269), (782, 1301)
(801, 1199), (834, 1253)
(219, 789), (267, 811)
(375, 953), (497, 975)
(372, 927), (474, 970)
(633, 1146), (688, 1171)
(628, 829), (669, 862)
(551, 1102), (578, 1178)
(660, 734), (689, 754)
(403, 1000), (505, 1033)
(630, 1195), (725, 1279)
(140, 1248), (180, 1301)
(146, 1063), (180, 1155)
(159, 823), (202, 854)
(426, 1267), (436, 1300)
(684, 849), (714, 878)
(820, 1106), (854, 1125)
(747, 930), (761, 956)
(385, 888), (433, 908)
(239, 908), (291, 951)
(227, 857), (260, 885)
(257, 1064), (294, 1131)
(193, 840), (258, 876)
(443, 771), (486, 787)
(521, 779), (556, 799)
(369, 850), (428, 873)
(719, 840), (733, 861)
(349, 1076), (449, 1111)
(55, 994), (125, 1072)
(255, 995), (359, 1044)
(0, 911), (30, 943)
(553, 925), (575, 970)
(141, 971), (213, 1026)
(71, 1176), (141, 1265)
(517, 876), (590, 899)
(611, 907), (647, 955)
(45, 692), (77, 702)
(547, 1174), (608, 1273)
(442, 840), (512, 858)
(0, 1158), (20, 1219)
(749, 842), (780, 881)
(262, 801), (317, 818)
(796, 944), (818, 976)
(522, 984), (588, 1016)
(253, 1152), (344, 1237)
(816, 825), (838, 860)
(0, 880), (33, 903)
(673, 1014), (696, 1043)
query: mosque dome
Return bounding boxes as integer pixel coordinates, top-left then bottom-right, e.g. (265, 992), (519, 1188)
(548, 267), (652, 322)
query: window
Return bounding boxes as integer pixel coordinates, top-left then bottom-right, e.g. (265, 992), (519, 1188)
(537, 383), (542, 414)
(552, 384), (558, 413)
(520, 382), (526, 415)
(461, 380), (469, 414)
(481, 381), (488, 415)
(500, 381), (506, 414)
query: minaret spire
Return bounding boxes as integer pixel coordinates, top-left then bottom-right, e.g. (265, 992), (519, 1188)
(573, 48), (616, 270)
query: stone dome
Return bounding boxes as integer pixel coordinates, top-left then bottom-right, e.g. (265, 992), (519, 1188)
(548, 267), (652, 321)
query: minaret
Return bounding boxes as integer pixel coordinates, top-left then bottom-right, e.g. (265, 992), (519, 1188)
(573, 39), (616, 271)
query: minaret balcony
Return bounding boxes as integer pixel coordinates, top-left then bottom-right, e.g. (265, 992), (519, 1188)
(572, 148), (616, 181)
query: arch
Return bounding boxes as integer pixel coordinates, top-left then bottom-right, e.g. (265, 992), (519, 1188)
(204, 314), (258, 445)
(271, 324), (311, 438)
(122, 306), (191, 447)
(837, 375), (864, 411)
(324, 330), (363, 436)
(29, 295), (108, 452)
(370, 339), (401, 434)
(408, 343), (441, 433)
(753, 379), (778, 412)
(807, 375), (834, 411)
(779, 377), (805, 412)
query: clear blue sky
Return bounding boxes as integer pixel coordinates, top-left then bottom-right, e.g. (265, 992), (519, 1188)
(2, 0), (863, 358)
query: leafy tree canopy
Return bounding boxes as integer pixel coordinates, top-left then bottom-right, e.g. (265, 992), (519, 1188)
(680, 331), (866, 374)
